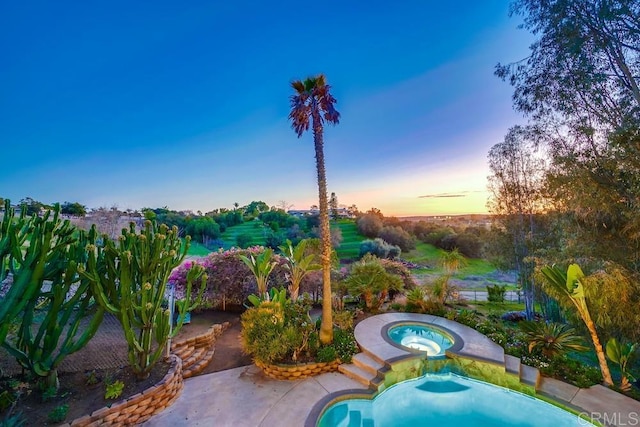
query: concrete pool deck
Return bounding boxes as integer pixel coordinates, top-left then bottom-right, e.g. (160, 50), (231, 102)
(144, 313), (640, 426)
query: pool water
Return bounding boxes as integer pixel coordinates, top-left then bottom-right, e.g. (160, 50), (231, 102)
(318, 373), (594, 427)
(387, 324), (453, 357)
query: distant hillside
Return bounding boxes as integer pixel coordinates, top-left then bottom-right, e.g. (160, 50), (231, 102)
(334, 219), (367, 260)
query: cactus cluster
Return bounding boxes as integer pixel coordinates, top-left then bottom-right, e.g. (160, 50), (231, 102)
(82, 220), (206, 380)
(0, 200), (105, 389)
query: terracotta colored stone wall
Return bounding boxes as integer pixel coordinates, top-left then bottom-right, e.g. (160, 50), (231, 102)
(171, 322), (229, 378)
(65, 355), (183, 426)
(256, 359), (340, 381)
(63, 322), (229, 426)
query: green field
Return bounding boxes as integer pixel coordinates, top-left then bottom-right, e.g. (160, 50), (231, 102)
(220, 220), (269, 249)
(185, 241), (214, 257)
(334, 219), (367, 260)
(404, 242), (503, 286)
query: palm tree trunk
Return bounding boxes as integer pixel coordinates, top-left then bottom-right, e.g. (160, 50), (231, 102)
(312, 112), (333, 345)
(583, 309), (614, 386)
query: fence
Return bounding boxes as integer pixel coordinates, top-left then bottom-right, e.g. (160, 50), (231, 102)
(458, 290), (522, 303)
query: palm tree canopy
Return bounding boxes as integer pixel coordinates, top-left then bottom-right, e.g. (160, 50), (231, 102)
(289, 74), (340, 137)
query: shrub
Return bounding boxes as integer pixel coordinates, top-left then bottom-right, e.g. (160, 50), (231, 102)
(378, 226), (415, 252)
(170, 247), (289, 309)
(316, 346), (338, 363)
(47, 404), (69, 423)
(236, 233), (253, 248)
(487, 284), (506, 302)
(379, 258), (418, 290)
(241, 299), (321, 364)
(541, 356), (603, 388)
(356, 214), (383, 237)
(332, 328), (359, 363)
(359, 238), (401, 259)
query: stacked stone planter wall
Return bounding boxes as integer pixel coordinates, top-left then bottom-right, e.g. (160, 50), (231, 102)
(63, 322), (229, 426)
(65, 355), (183, 427)
(171, 322), (230, 378)
(256, 359), (340, 381)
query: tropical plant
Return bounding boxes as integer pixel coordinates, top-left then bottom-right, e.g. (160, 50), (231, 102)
(82, 221), (207, 380)
(540, 264), (614, 386)
(279, 239), (320, 301)
(239, 247), (277, 300)
(606, 338), (638, 392)
(433, 248), (466, 304)
(241, 298), (317, 364)
(519, 321), (588, 359)
(289, 73), (340, 345)
(0, 201), (105, 390)
(345, 255), (403, 312)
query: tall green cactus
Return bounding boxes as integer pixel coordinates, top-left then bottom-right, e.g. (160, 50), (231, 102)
(82, 221), (206, 380)
(0, 201), (105, 389)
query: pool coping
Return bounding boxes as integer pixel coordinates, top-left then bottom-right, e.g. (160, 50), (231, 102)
(305, 313), (640, 427)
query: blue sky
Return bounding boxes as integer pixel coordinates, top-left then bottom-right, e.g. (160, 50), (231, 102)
(1, 1), (531, 216)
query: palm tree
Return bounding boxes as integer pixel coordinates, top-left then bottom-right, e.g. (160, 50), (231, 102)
(540, 264), (614, 386)
(289, 74), (340, 344)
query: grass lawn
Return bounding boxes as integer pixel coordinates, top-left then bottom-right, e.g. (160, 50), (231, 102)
(404, 242), (498, 279)
(220, 220), (268, 249)
(185, 241), (213, 257)
(466, 301), (526, 315)
(334, 219), (366, 260)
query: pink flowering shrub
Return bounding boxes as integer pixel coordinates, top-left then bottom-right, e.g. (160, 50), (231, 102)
(169, 246), (289, 309)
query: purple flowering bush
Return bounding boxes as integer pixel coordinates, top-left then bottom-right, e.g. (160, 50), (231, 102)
(169, 247), (289, 310)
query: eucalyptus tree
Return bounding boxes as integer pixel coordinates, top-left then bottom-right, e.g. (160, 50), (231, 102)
(497, 0), (640, 273)
(488, 125), (546, 319)
(289, 74), (340, 344)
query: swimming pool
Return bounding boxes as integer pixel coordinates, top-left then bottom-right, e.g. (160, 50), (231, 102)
(387, 323), (454, 357)
(318, 373), (594, 426)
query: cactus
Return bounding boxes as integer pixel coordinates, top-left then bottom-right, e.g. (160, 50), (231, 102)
(82, 220), (206, 380)
(0, 201), (105, 389)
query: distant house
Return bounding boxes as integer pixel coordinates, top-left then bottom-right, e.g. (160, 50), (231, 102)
(288, 208), (354, 219)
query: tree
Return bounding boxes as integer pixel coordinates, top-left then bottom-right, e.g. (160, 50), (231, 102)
(289, 74), (340, 344)
(329, 192), (339, 220)
(487, 125), (546, 319)
(61, 201), (87, 217)
(19, 197), (44, 216)
(497, 0), (640, 274)
(540, 263), (614, 386)
(357, 213), (383, 238)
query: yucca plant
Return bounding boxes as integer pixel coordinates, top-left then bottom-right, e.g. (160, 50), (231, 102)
(519, 321), (588, 359)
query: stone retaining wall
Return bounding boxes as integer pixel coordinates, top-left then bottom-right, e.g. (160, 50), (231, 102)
(256, 359), (340, 381)
(64, 322), (229, 426)
(66, 355), (183, 426)
(171, 322), (229, 378)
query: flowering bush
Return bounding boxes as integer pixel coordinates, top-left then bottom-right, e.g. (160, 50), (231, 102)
(169, 247), (289, 309)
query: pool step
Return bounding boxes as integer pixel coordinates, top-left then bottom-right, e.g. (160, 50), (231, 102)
(520, 364), (540, 387)
(352, 352), (384, 376)
(504, 354), (521, 376)
(338, 363), (378, 389)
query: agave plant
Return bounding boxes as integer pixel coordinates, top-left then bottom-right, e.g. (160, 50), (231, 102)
(519, 321), (588, 359)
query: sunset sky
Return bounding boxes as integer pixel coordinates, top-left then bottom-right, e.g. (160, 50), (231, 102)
(1, 1), (531, 216)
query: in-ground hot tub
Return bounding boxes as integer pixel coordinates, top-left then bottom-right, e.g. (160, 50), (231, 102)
(387, 323), (454, 357)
